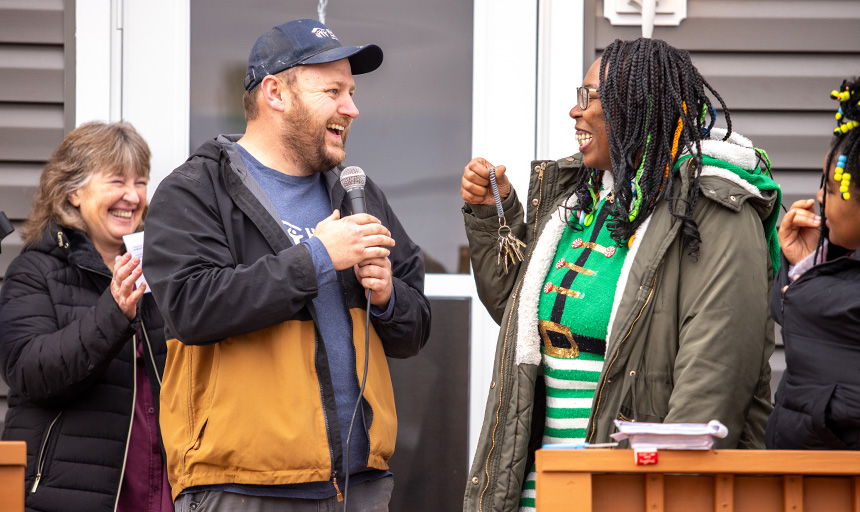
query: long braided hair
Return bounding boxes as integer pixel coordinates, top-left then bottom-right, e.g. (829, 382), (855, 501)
(567, 38), (730, 258)
(817, 76), (860, 262)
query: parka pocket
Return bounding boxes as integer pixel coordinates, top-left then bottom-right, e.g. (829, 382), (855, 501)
(30, 411), (63, 494)
(617, 410), (635, 422)
(618, 405), (665, 424)
(617, 369), (671, 423)
(769, 382), (851, 449)
(825, 383), (860, 437)
(187, 418), (208, 455)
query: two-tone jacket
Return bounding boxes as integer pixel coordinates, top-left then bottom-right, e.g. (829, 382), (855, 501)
(143, 135), (431, 500)
(463, 131), (776, 512)
(0, 224), (167, 512)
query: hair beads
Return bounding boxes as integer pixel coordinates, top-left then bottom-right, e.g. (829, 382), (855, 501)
(833, 86), (859, 136)
(828, 81), (858, 203)
(835, 120), (859, 135)
(832, 89), (852, 102)
(835, 154), (851, 200)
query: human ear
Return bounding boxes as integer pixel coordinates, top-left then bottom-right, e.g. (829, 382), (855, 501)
(260, 75), (290, 112)
(68, 189), (82, 207)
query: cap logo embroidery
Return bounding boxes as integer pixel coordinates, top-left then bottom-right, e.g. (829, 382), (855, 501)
(311, 27), (339, 40)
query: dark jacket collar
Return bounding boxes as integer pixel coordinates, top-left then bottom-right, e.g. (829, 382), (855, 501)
(30, 222), (112, 275)
(203, 134), (347, 211)
(194, 134), (350, 254)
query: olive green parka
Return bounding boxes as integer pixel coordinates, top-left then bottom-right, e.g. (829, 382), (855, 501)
(463, 132), (776, 512)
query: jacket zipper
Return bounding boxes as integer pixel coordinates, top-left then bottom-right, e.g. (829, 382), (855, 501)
(114, 335), (137, 512)
(479, 164), (545, 512)
(530, 164), (546, 243)
(30, 411), (63, 493)
(76, 264), (138, 510)
(479, 277), (524, 511)
(313, 326), (341, 502)
(333, 471), (344, 502)
(141, 321), (162, 388)
(318, 358), (340, 501)
(587, 272), (658, 443)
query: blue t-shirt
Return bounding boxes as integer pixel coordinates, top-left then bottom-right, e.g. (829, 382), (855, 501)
(185, 143), (389, 499)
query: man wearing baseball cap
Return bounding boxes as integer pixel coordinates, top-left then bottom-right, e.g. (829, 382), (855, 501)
(143, 19), (431, 511)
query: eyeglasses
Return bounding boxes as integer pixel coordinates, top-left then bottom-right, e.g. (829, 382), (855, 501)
(577, 87), (599, 111)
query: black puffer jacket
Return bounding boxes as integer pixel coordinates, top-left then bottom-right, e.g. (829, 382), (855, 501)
(0, 223), (167, 512)
(767, 248), (860, 449)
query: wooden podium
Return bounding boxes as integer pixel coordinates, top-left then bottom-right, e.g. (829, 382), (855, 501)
(0, 441), (25, 511)
(536, 448), (860, 512)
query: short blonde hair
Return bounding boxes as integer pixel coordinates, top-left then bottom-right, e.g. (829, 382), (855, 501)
(21, 121), (151, 246)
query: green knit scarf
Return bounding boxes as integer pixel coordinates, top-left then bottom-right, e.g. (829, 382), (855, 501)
(675, 154), (782, 276)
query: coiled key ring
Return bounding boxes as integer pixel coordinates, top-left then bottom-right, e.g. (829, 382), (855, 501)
(489, 167), (526, 274)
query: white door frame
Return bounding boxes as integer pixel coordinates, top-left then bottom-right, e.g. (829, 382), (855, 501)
(75, 0), (584, 470)
(466, 0), (584, 464)
(75, 0), (189, 195)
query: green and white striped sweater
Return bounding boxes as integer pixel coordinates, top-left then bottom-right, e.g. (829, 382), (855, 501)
(520, 192), (629, 511)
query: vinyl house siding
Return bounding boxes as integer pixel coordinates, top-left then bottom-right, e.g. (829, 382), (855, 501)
(0, 0), (75, 430)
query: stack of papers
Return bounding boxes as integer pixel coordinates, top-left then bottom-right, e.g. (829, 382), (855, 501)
(610, 419), (728, 450)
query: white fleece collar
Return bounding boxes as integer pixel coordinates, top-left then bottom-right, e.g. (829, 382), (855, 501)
(693, 128), (765, 199)
(699, 127), (756, 170)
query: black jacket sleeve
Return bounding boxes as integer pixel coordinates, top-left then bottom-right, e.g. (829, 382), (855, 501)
(364, 179), (431, 359)
(771, 252), (791, 326)
(143, 164), (320, 345)
(0, 253), (136, 404)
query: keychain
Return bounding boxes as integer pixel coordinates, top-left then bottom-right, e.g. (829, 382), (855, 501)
(488, 167), (526, 274)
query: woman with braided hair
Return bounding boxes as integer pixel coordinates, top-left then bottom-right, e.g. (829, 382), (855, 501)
(765, 77), (860, 450)
(461, 38), (779, 511)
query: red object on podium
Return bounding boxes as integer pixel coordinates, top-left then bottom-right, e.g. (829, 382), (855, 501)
(635, 449), (658, 465)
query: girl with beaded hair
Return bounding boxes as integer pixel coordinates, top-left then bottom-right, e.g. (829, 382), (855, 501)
(461, 38), (780, 512)
(765, 77), (860, 450)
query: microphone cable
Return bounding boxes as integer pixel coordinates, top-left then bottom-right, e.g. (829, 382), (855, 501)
(343, 289), (372, 511)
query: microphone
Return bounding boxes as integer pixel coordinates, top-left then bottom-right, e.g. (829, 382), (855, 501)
(340, 166), (367, 215)
(338, 164), (373, 511)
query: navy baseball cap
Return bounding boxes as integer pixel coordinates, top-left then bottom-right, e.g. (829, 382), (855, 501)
(243, 19), (383, 91)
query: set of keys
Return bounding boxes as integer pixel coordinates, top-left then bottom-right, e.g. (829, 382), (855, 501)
(489, 167), (526, 274)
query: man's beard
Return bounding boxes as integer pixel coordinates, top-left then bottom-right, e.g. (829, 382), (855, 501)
(281, 95), (350, 175)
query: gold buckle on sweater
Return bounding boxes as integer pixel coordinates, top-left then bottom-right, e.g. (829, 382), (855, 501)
(539, 320), (580, 359)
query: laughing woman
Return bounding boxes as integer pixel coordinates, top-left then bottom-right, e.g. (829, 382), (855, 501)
(460, 39), (779, 512)
(0, 122), (172, 511)
(766, 77), (860, 450)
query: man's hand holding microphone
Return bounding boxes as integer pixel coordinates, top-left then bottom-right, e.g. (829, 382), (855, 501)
(313, 167), (394, 308)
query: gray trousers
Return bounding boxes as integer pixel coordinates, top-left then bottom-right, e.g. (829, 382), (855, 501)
(174, 476), (394, 512)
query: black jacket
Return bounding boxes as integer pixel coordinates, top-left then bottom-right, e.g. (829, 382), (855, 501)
(0, 224), (167, 512)
(766, 247), (860, 449)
